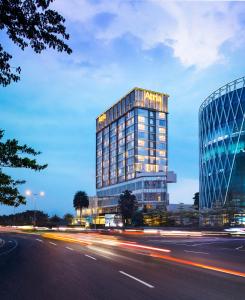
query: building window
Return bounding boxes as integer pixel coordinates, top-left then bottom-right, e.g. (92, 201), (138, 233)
(159, 135), (166, 142)
(159, 150), (166, 157)
(149, 134), (155, 140)
(150, 118), (154, 125)
(138, 140), (145, 147)
(159, 120), (166, 126)
(159, 112), (165, 119)
(150, 126), (155, 133)
(159, 127), (165, 133)
(138, 123), (145, 131)
(138, 108), (148, 117)
(138, 116), (145, 123)
(149, 141), (155, 148)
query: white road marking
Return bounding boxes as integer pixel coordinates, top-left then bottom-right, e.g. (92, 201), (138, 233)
(119, 271), (154, 288)
(49, 242), (57, 246)
(0, 240), (18, 256)
(191, 242), (216, 246)
(65, 246), (74, 251)
(85, 254), (97, 260)
(36, 239), (43, 243)
(236, 245), (244, 250)
(184, 250), (209, 255)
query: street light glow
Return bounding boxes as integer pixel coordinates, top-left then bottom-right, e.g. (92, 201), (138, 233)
(25, 189), (32, 196)
(25, 190), (45, 197)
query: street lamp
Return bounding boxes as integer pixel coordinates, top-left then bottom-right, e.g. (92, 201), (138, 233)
(25, 190), (45, 227)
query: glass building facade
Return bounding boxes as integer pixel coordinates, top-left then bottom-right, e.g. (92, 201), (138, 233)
(96, 88), (171, 208)
(199, 77), (245, 210)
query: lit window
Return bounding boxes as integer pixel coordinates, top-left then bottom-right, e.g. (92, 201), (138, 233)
(135, 163), (142, 171)
(159, 112), (165, 119)
(159, 127), (165, 133)
(137, 155), (145, 162)
(159, 150), (166, 157)
(138, 116), (145, 123)
(138, 140), (145, 147)
(159, 135), (166, 141)
(138, 123), (145, 131)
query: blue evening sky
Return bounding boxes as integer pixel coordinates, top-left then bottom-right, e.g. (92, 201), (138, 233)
(1, 0), (245, 216)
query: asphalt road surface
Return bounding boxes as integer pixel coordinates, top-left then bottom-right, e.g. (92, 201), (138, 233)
(0, 231), (244, 300)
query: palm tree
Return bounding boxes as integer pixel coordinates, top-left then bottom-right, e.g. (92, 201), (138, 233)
(73, 191), (89, 225)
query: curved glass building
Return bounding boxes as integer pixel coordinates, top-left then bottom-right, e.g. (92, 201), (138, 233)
(199, 77), (245, 210)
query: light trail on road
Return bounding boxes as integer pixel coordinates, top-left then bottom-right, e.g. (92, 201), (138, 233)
(150, 253), (245, 278)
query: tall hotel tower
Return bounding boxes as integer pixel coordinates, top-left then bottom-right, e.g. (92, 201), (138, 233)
(96, 88), (175, 209)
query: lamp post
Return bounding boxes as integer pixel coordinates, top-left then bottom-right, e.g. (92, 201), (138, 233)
(25, 190), (45, 227)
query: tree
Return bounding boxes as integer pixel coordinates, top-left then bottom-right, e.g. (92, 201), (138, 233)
(0, 0), (72, 87)
(132, 211), (144, 227)
(0, 130), (47, 206)
(63, 213), (73, 225)
(193, 192), (199, 210)
(118, 190), (138, 226)
(49, 214), (61, 227)
(0, 210), (48, 226)
(73, 191), (89, 224)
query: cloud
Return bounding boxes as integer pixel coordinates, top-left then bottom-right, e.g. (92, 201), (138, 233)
(53, 0), (244, 69)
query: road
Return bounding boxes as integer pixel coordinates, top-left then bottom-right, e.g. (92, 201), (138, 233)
(0, 231), (244, 300)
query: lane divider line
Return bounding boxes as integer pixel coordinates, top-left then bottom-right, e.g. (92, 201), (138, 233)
(119, 271), (154, 288)
(65, 246), (74, 251)
(49, 242), (57, 246)
(85, 254), (97, 260)
(235, 245), (244, 250)
(184, 250), (209, 255)
(36, 239), (43, 243)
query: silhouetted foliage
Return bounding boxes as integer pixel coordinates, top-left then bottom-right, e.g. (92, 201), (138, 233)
(0, 210), (48, 226)
(63, 213), (73, 225)
(49, 214), (62, 227)
(0, 130), (47, 206)
(132, 211), (144, 227)
(193, 192), (199, 210)
(0, 0), (72, 86)
(118, 190), (138, 226)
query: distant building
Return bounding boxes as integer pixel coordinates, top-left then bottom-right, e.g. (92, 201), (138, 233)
(166, 203), (198, 227)
(96, 87), (176, 210)
(166, 203), (194, 212)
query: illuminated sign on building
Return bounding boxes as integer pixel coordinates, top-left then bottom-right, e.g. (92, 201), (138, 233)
(98, 113), (106, 123)
(144, 91), (162, 103)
